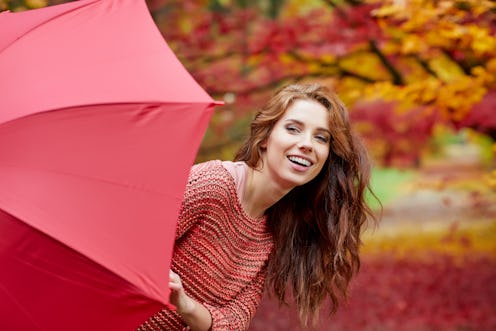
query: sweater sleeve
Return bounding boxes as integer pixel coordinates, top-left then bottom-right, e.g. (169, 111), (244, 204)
(174, 162), (212, 240)
(203, 267), (267, 331)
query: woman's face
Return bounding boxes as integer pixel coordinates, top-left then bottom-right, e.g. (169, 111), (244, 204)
(260, 98), (331, 191)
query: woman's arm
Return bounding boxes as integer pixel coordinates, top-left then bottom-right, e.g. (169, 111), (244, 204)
(170, 267), (267, 331)
(169, 270), (212, 331)
(175, 162), (214, 241)
(202, 268), (267, 331)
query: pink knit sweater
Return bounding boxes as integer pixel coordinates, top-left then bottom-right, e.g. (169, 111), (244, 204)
(137, 160), (274, 330)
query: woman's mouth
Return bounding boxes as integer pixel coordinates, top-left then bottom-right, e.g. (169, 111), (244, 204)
(287, 155), (312, 167)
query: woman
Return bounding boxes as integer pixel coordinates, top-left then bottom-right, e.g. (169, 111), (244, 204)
(138, 83), (377, 331)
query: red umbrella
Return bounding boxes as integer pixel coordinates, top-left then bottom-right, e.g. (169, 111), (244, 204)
(0, 0), (217, 330)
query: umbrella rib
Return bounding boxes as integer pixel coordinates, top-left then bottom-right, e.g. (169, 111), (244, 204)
(0, 101), (215, 127)
(0, 0), (100, 53)
(1, 232), (165, 319)
(0, 282), (44, 330)
(10, 241), (154, 302)
(0, 163), (181, 200)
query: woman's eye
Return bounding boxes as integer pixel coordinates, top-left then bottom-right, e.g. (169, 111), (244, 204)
(316, 135), (329, 143)
(286, 125), (300, 133)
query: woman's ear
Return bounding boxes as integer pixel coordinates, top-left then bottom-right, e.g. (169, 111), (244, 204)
(260, 139), (267, 149)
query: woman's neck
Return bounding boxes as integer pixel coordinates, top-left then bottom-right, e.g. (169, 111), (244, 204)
(241, 165), (290, 219)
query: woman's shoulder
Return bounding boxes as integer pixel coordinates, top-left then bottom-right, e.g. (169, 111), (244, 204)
(188, 159), (235, 185)
(191, 159), (222, 171)
(188, 160), (222, 177)
(191, 159), (246, 175)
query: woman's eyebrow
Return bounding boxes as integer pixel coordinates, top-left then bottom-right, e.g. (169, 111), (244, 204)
(316, 127), (331, 135)
(284, 118), (302, 124)
(284, 119), (331, 135)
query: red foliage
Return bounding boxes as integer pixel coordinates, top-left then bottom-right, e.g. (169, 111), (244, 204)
(250, 4), (383, 58)
(250, 255), (496, 331)
(455, 91), (496, 140)
(350, 100), (439, 167)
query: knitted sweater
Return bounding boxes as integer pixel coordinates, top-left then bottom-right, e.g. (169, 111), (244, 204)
(137, 160), (274, 331)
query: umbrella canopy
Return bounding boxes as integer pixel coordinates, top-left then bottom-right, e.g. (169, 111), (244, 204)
(0, 0), (217, 330)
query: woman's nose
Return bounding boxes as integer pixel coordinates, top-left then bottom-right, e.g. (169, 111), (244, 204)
(297, 134), (313, 152)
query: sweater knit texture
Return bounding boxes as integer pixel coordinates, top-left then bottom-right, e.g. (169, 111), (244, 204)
(137, 160), (274, 331)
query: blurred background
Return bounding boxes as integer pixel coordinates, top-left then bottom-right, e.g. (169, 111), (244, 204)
(2, 0), (495, 330)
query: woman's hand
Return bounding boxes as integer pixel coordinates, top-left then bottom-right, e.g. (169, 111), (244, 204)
(169, 270), (195, 315)
(168, 270), (213, 331)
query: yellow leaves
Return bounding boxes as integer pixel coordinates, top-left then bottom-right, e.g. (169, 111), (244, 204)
(418, 79), (441, 104)
(436, 77), (487, 121)
(428, 53), (465, 83)
(471, 66), (495, 86)
(423, 22), (496, 57)
(178, 18), (193, 35)
(319, 53), (336, 64)
(468, 0), (496, 17)
(363, 81), (398, 101)
(337, 77), (369, 105)
(438, 24), (466, 40)
(0, 0), (47, 10)
(399, 79), (441, 105)
(487, 58), (496, 76)
(485, 169), (496, 191)
(373, 0), (496, 57)
(370, 4), (405, 18)
(246, 54), (264, 67)
(360, 71), (486, 122)
(307, 62), (322, 73)
(361, 220), (496, 259)
(467, 25), (496, 56)
(401, 34), (427, 55)
(280, 0), (322, 18)
(484, 143), (496, 190)
(338, 52), (391, 81)
(25, 0), (46, 9)
(278, 53), (295, 65)
(401, 5), (439, 32)
(363, 79), (440, 111)
(381, 40), (401, 55)
(217, 0), (231, 6)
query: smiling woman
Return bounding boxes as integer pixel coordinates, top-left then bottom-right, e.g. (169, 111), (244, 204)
(260, 98), (331, 192)
(138, 83), (378, 331)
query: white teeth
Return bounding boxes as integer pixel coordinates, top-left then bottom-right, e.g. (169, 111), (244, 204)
(288, 156), (311, 167)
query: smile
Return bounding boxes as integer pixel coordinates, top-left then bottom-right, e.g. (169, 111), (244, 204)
(287, 155), (312, 167)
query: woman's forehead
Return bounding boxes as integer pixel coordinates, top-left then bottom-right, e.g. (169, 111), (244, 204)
(280, 99), (331, 129)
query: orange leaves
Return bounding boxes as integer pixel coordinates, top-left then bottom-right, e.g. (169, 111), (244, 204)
(485, 168), (496, 191)
(6, 0), (495, 163)
(339, 52), (391, 81)
(151, 0), (494, 144)
(373, 0), (496, 59)
(400, 34), (427, 54)
(468, 24), (496, 56)
(437, 78), (487, 121)
(0, 0), (47, 11)
(366, 0), (495, 139)
(362, 219), (496, 259)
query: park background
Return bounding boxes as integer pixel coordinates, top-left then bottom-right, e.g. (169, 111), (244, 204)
(2, 0), (495, 330)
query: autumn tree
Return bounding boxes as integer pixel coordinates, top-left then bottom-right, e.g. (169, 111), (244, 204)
(143, 0), (495, 165)
(4, 0), (495, 165)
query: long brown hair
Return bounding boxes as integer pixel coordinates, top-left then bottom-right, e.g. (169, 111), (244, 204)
(235, 83), (378, 326)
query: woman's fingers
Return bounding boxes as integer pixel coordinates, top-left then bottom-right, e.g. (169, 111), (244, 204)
(169, 270), (179, 281)
(169, 270), (183, 291)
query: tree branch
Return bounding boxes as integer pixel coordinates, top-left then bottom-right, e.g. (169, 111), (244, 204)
(288, 50), (379, 83)
(412, 55), (438, 77)
(369, 40), (404, 85)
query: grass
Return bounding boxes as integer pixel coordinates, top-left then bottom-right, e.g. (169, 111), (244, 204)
(367, 167), (416, 210)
